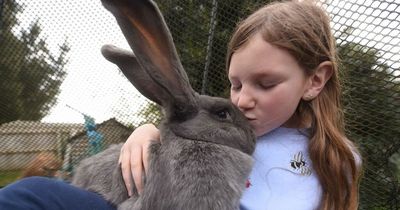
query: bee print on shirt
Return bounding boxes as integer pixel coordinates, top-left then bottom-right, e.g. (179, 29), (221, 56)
(290, 151), (312, 176)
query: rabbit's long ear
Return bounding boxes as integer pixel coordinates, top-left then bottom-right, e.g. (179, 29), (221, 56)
(101, 44), (164, 105)
(101, 0), (197, 114)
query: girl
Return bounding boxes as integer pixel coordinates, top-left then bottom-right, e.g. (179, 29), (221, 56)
(119, 1), (362, 210)
(0, 1), (361, 210)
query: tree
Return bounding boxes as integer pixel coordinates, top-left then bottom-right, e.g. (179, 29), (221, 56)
(338, 41), (400, 209)
(0, 0), (70, 124)
(136, 102), (162, 126)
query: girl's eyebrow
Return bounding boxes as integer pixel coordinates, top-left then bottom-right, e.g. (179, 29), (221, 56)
(228, 68), (282, 80)
(250, 71), (281, 80)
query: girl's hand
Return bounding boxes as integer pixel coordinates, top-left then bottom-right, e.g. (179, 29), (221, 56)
(118, 123), (160, 196)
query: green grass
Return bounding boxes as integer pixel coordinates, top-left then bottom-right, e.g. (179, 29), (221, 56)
(0, 171), (22, 187)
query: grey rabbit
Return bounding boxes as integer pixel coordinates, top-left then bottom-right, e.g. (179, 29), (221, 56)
(71, 0), (256, 209)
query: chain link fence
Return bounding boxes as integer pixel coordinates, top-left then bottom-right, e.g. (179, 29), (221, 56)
(0, 0), (399, 209)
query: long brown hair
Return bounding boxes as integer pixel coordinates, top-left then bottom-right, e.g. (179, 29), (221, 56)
(226, 1), (362, 209)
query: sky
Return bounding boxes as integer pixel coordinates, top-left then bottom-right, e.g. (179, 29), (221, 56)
(13, 0), (400, 125)
(326, 0), (400, 71)
(15, 0), (150, 125)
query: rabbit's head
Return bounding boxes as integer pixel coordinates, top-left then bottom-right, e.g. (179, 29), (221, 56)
(101, 0), (255, 155)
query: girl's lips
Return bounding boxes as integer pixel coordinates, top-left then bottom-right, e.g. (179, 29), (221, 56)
(246, 117), (256, 121)
(243, 113), (256, 121)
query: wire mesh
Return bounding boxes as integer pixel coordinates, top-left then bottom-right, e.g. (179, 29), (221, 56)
(0, 0), (399, 209)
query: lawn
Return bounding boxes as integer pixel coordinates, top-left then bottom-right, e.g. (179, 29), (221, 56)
(0, 170), (22, 187)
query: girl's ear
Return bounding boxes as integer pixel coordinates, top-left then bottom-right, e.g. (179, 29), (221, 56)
(302, 61), (333, 101)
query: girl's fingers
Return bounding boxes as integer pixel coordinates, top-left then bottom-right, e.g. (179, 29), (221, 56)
(142, 142), (150, 175)
(119, 124), (160, 197)
(130, 145), (144, 195)
(120, 145), (134, 197)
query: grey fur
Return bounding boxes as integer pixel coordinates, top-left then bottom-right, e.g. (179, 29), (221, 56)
(71, 0), (256, 209)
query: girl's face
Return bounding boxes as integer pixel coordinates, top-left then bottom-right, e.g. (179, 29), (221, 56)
(228, 34), (311, 137)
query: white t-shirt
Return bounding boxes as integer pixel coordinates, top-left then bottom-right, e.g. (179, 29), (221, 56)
(240, 127), (322, 210)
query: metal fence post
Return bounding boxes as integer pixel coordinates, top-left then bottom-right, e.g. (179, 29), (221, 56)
(201, 0), (218, 95)
(0, 0), (4, 36)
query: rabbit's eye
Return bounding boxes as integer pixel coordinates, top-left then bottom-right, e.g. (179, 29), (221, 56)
(214, 109), (231, 120)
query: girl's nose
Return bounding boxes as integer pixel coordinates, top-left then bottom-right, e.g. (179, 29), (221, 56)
(236, 89), (255, 110)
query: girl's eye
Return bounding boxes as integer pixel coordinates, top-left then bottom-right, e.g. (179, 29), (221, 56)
(230, 84), (241, 91)
(229, 78), (241, 91)
(259, 83), (276, 90)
